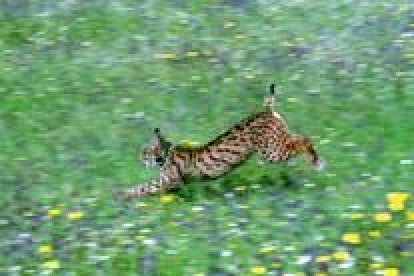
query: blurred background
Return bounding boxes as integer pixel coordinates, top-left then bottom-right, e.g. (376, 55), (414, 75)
(1, 0), (414, 275)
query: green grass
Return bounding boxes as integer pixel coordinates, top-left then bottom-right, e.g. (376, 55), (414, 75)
(1, 0), (414, 275)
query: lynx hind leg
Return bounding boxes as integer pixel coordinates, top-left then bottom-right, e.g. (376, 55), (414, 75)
(262, 135), (325, 170)
(257, 135), (325, 170)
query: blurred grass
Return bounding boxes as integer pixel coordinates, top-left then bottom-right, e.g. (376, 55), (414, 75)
(1, 0), (414, 275)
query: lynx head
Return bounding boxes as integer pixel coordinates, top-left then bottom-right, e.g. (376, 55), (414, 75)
(140, 128), (172, 167)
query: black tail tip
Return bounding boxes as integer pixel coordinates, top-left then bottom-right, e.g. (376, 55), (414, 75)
(269, 84), (275, 95)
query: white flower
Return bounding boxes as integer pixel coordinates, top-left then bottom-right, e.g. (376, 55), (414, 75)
(296, 254), (312, 265)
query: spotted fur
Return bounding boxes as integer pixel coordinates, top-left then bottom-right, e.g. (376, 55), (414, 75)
(121, 84), (324, 199)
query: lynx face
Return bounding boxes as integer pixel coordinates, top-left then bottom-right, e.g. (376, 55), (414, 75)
(140, 128), (171, 167)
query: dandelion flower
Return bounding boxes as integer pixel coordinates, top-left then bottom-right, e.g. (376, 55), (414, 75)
(368, 230), (382, 238)
(47, 208), (62, 218)
(234, 186), (247, 191)
(341, 233), (361, 244)
(42, 260), (60, 270)
(373, 212), (392, 222)
(406, 211), (414, 221)
(387, 192), (409, 211)
(387, 192), (409, 202)
(350, 213), (365, 220)
(332, 251), (350, 262)
(370, 263), (383, 269)
(382, 267), (399, 276)
(67, 211), (84, 220)
(250, 266), (266, 275)
(259, 246), (276, 254)
(160, 194), (175, 203)
(388, 202), (405, 211)
(315, 255), (331, 263)
(38, 245), (53, 254)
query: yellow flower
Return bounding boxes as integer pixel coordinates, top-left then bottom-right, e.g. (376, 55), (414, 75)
(387, 192), (409, 203)
(406, 211), (414, 221)
(374, 212), (392, 222)
(42, 260), (60, 270)
(370, 263), (383, 269)
(368, 230), (382, 238)
(382, 267), (399, 276)
(387, 192), (409, 211)
(350, 213), (365, 219)
(67, 211), (84, 220)
(160, 194), (175, 203)
(193, 273), (205, 276)
(332, 251), (350, 262)
(47, 208), (62, 218)
(315, 255), (331, 263)
(389, 202), (405, 211)
(341, 233), (361, 244)
(314, 274), (327, 276)
(234, 186), (247, 191)
(250, 266), (266, 275)
(38, 245), (53, 254)
(259, 246), (276, 254)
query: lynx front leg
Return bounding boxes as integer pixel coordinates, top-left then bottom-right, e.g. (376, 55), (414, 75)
(120, 168), (182, 200)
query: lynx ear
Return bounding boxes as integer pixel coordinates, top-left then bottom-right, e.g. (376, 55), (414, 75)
(263, 83), (276, 110)
(153, 128), (172, 149)
(269, 83), (275, 95)
(153, 128), (162, 141)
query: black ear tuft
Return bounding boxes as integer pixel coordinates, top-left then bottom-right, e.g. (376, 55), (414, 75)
(269, 84), (275, 95)
(154, 128), (160, 133)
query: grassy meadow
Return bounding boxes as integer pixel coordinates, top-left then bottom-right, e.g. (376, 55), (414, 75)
(1, 0), (414, 275)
